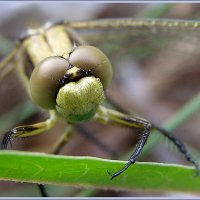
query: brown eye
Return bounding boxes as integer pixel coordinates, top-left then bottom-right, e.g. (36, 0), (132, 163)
(30, 56), (69, 110)
(69, 45), (112, 90)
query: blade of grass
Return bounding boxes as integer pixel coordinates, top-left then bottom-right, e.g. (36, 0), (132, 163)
(0, 151), (199, 193)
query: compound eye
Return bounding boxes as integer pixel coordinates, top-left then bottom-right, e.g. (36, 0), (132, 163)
(69, 45), (112, 90)
(30, 56), (69, 110)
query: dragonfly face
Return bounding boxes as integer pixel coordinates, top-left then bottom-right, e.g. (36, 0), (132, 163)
(1, 22), (113, 123)
(0, 4), (200, 196)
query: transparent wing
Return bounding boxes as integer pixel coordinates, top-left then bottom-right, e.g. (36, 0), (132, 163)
(68, 18), (200, 64)
(68, 18), (200, 110)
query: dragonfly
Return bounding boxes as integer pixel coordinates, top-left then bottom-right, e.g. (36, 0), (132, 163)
(0, 18), (200, 196)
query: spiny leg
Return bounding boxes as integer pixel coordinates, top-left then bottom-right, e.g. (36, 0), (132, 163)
(152, 124), (200, 176)
(106, 94), (200, 176)
(94, 106), (151, 179)
(108, 122), (151, 179)
(1, 111), (57, 150)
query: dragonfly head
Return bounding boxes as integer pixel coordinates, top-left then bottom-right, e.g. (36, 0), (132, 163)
(29, 45), (112, 123)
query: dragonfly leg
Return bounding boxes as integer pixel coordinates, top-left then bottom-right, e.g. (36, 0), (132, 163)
(1, 111), (57, 150)
(106, 95), (200, 176)
(152, 124), (200, 176)
(108, 122), (151, 179)
(94, 106), (151, 179)
(50, 124), (74, 155)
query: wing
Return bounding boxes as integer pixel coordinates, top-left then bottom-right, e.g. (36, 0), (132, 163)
(67, 18), (200, 110)
(68, 18), (200, 63)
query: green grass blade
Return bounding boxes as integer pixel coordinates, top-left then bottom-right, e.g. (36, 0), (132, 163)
(0, 151), (199, 193)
